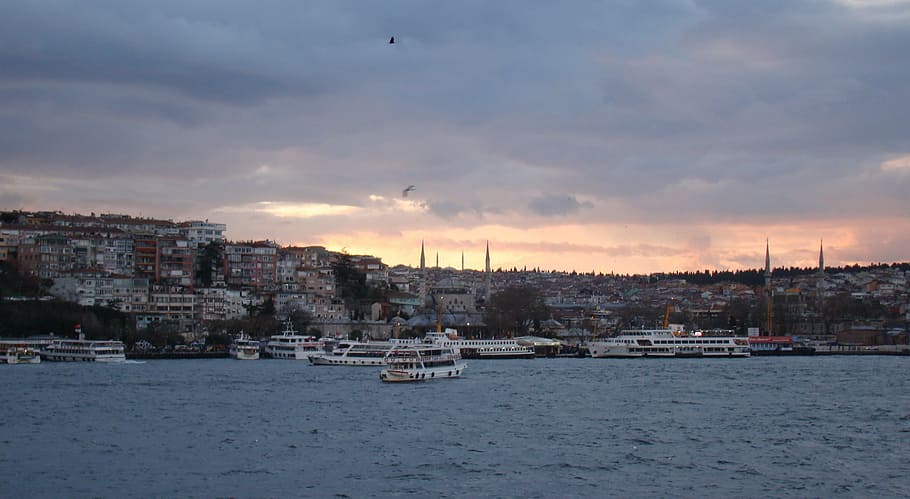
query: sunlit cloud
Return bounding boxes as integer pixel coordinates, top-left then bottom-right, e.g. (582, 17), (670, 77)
(215, 201), (361, 218)
(0, 174), (67, 194)
(881, 155), (910, 173)
(368, 194), (427, 214)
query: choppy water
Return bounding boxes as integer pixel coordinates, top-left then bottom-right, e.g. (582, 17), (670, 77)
(1, 356), (908, 498)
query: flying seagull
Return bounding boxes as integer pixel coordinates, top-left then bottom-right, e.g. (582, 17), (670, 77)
(389, 36), (395, 44)
(402, 185), (415, 197)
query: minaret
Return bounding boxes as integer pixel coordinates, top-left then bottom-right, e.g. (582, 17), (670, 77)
(419, 240), (427, 307)
(764, 239), (773, 335)
(461, 251), (464, 272)
(764, 239), (771, 288)
(419, 240), (425, 271)
(817, 239), (825, 276)
(484, 240), (492, 301)
(436, 252), (439, 269)
(817, 238), (825, 307)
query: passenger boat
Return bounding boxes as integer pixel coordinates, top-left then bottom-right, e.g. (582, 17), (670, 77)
(264, 320), (326, 360)
(587, 327), (751, 358)
(1, 345), (41, 364)
(308, 340), (393, 366)
(229, 332), (261, 360)
(380, 345), (466, 382)
(40, 325), (126, 362)
(748, 335), (816, 355)
(394, 329), (536, 359)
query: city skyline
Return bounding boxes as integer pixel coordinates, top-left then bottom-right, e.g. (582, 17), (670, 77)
(2, 1), (909, 274)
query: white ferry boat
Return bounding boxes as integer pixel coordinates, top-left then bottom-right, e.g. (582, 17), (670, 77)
(587, 327), (751, 358)
(229, 332), (261, 360)
(394, 329), (536, 359)
(1, 344), (41, 364)
(308, 340), (393, 366)
(265, 320), (326, 360)
(40, 326), (126, 362)
(380, 344), (466, 382)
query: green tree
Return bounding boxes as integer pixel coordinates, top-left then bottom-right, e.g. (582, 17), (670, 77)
(197, 241), (224, 287)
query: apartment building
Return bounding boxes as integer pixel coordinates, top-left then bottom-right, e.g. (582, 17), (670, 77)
(224, 240), (278, 290)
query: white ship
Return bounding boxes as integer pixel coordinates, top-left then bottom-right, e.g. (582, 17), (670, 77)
(380, 344), (466, 382)
(265, 320), (326, 360)
(587, 327), (751, 358)
(394, 329), (536, 359)
(40, 325), (126, 362)
(229, 331), (260, 360)
(308, 340), (393, 366)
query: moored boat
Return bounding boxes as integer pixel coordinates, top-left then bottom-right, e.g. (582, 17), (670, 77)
(587, 327), (751, 358)
(1, 345), (41, 364)
(308, 340), (393, 366)
(40, 325), (126, 362)
(380, 344), (466, 382)
(265, 320), (326, 360)
(748, 335), (816, 355)
(229, 331), (261, 360)
(393, 328), (536, 359)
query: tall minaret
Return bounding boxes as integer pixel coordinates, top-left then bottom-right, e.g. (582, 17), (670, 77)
(764, 239), (773, 335)
(420, 240), (425, 271)
(436, 252), (439, 269)
(484, 240), (492, 301)
(419, 240), (427, 307)
(461, 251), (464, 272)
(817, 238), (826, 304)
(817, 239), (825, 276)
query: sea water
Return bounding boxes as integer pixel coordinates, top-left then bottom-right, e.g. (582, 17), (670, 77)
(1, 356), (908, 498)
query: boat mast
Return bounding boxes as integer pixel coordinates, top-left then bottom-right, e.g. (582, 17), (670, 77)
(436, 296), (444, 333)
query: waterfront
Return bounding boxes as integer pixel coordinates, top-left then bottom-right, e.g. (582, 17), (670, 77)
(2, 357), (908, 498)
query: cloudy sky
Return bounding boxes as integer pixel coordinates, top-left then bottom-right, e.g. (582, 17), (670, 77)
(2, 0), (909, 274)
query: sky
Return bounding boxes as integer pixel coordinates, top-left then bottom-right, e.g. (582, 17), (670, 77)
(2, 0), (909, 274)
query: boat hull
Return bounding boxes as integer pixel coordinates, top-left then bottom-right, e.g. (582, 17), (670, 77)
(380, 362), (466, 382)
(309, 355), (386, 366)
(41, 353), (126, 362)
(459, 348), (535, 360)
(3, 352), (41, 364)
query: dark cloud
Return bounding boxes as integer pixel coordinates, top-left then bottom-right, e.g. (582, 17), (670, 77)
(2, 0), (910, 269)
(528, 194), (592, 216)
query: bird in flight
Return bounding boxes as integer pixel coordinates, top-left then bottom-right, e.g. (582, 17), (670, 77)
(389, 36), (395, 44)
(402, 185), (415, 197)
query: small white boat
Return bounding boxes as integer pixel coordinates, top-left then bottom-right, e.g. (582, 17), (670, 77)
(229, 331), (260, 360)
(2, 345), (41, 364)
(380, 345), (466, 382)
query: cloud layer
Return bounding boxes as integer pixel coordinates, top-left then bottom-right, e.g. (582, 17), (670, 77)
(2, 0), (909, 273)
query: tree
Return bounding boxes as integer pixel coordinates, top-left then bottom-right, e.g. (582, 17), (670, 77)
(483, 285), (551, 337)
(197, 241), (224, 287)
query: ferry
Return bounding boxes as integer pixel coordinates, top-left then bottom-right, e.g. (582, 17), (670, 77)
(587, 327), (751, 358)
(308, 340), (393, 366)
(1, 344), (41, 364)
(229, 331), (261, 360)
(40, 325), (126, 362)
(394, 328), (536, 359)
(265, 320), (326, 360)
(380, 344), (466, 382)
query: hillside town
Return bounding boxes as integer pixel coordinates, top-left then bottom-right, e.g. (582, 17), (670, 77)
(1, 210), (908, 348)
